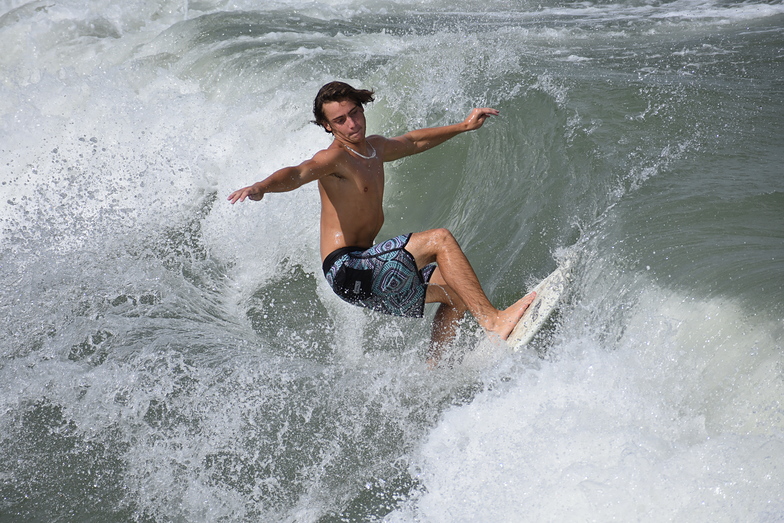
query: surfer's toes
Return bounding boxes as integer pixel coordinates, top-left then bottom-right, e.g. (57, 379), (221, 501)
(493, 292), (536, 340)
(521, 291), (536, 307)
(512, 291), (536, 318)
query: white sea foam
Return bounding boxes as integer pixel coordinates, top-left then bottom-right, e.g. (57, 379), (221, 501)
(1, 1), (782, 520)
(391, 287), (784, 522)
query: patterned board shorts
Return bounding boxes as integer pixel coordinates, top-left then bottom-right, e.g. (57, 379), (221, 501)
(322, 234), (437, 318)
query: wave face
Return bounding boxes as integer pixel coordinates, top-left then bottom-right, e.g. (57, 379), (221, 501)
(1, 1), (782, 521)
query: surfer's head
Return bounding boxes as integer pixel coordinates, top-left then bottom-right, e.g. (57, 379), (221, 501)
(313, 81), (375, 133)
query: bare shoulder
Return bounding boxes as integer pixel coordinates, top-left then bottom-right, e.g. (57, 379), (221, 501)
(367, 134), (408, 162)
(371, 134), (410, 162)
(304, 145), (352, 180)
(311, 145), (345, 163)
(367, 134), (392, 146)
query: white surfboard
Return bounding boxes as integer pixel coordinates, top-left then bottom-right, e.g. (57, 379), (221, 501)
(506, 260), (572, 350)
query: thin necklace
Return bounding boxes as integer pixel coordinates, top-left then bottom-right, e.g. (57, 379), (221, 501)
(344, 142), (377, 160)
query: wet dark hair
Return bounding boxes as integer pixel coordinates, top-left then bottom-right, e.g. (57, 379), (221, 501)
(313, 81), (375, 133)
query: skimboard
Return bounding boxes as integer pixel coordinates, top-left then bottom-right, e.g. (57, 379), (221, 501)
(506, 261), (572, 350)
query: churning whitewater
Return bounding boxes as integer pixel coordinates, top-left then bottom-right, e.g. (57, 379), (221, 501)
(1, 0), (782, 521)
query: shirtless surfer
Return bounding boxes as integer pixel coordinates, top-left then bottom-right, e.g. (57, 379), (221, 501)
(228, 81), (535, 365)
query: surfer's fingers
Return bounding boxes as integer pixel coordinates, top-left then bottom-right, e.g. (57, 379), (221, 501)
(466, 108), (499, 128)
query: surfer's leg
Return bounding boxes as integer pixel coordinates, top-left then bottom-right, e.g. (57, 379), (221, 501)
(407, 228), (535, 340)
(428, 304), (460, 367)
(423, 268), (467, 366)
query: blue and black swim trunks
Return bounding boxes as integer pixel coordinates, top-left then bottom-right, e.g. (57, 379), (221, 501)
(323, 234), (437, 318)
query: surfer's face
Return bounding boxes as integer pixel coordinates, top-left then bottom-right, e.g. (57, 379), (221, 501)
(322, 100), (366, 144)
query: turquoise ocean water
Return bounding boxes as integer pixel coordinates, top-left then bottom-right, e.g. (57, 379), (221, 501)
(1, 0), (782, 520)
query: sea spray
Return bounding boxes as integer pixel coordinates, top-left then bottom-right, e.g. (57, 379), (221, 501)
(1, 1), (782, 521)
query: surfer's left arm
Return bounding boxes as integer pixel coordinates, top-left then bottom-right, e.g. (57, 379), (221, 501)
(380, 108), (499, 162)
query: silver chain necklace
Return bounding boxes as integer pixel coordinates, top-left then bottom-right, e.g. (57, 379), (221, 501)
(344, 142), (377, 160)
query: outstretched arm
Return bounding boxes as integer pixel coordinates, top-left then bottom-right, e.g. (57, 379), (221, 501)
(381, 107), (499, 162)
(227, 150), (340, 204)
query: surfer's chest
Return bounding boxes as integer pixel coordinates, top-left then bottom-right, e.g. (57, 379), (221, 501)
(350, 163), (384, 196)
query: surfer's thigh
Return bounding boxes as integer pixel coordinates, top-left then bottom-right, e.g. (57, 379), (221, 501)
(406, 228), (454, 268)
(424, 267), (465, 310)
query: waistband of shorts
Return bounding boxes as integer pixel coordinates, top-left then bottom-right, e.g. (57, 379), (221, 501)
(322, 246), (366, 276)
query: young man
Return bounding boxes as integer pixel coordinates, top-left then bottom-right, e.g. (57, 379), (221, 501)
(228, 81), (534, 364)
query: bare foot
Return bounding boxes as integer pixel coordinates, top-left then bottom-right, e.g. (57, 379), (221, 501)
(486, 292), (536, 341)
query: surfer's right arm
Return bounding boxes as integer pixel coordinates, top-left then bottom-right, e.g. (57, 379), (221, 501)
(227, 150), (341, 204)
